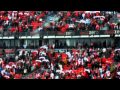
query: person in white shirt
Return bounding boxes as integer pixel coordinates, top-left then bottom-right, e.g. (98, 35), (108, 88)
(51, 63), (54, 71)
(78, 57), (84, 66)
(66, 51), (71, 59)
(42, 59), (49, 63)
(0, 58), (3, 64)
(99, 68), (103, 75)
(85, 68), (90, 73)
(102, 48), (106, 53)
(15, 55), (19, 61)
(55, 75), (59, 79)
(24, 69), (27, 74)
(82, 13), (85, 19)
(58, 64), (63, 71)
(106, 70), (111, 77)
(84, 57), (88, 62)
(1, 69), (6, 76)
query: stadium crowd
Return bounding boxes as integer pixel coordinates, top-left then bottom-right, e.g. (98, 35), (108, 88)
(0, 44), (120, 79)
(0, 11), (120, 35)
(0, 11), (120, 79)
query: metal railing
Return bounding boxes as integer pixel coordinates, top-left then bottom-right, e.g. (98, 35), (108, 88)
(0, 29), (119, 37)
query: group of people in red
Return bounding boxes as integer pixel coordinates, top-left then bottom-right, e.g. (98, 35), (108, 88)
(0, 11), (119, 35)
(0, 44), (119, 79)
(22, 46), (120, 79)
(0, 11), (47, 34)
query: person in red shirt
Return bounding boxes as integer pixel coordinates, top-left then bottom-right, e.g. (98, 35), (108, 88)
(87, 63), (92, 68)
(106, 58), (113, 65)
(54, 52), (59, 59)
(74, 11), (79, 17)
(96, 12), (100, 16)
(10, 27), (16, 32)
(18, 26), (23, 32)
(60, 24), (69, 33)
(66, 11), (71, 17)
(14, 74), (22, 79)
(101, 56), (107, 64)
(110, 23), (114, 30)
(61, 52), (68, 64)
(87, 13), (91, 19)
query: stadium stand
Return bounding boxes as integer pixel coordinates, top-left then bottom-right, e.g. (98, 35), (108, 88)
(0, 11), (120, 79)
